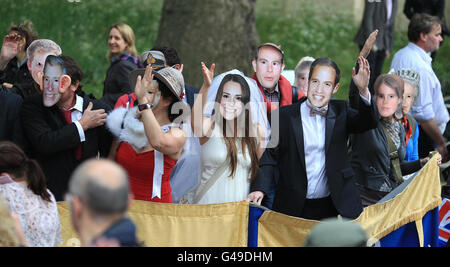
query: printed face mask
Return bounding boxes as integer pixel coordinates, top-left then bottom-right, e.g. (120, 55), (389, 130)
(42, 64), (63, 107)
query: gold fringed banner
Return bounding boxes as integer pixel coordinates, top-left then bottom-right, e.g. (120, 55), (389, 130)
(129, 201), (249, 247)
(355, 154), (442, 246)
(257, 154), (442, 247)
(57, 200), (249, 247)
(257, 211), (318, 247)
(56, 155), (441, 247)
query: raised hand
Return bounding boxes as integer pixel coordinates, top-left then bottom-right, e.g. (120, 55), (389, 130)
(352, 56), (370, 98)
(0, 33), (21, 70)
(134, 64), (155, 102)
(359, 30), (378, 59)
(201, 62), (215, 88)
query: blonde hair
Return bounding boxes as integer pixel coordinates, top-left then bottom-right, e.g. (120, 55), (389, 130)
(107, 23), (138, 61)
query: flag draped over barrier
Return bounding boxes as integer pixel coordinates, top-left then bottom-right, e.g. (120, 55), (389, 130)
(57, 155), (443, 247)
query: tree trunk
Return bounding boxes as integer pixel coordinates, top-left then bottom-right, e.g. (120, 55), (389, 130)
(155, 0), (259, 88)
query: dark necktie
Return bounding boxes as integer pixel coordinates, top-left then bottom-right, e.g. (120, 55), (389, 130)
(306, 101), (328, 117)
(60, 109), (82, 160)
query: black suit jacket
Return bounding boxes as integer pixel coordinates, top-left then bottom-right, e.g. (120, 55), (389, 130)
(21, 92), (112, 201)
(250, 94), (378, 219)
(0, 91), (26, 148)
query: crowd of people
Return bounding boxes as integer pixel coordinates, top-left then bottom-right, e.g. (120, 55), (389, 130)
(0, 3), (449, 247)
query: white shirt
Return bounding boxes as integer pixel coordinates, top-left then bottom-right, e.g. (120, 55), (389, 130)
(301, 94), (372, 199)
(386, 0), (393, 26)
(391, 42), (449, 133)
(301, 100), (329, 199)
(61, 94), (85, 142)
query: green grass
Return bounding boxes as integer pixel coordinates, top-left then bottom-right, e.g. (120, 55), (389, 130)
(1, 0), (448, 100)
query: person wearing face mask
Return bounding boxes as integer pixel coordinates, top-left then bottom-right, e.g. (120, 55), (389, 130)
(393, 68), (421, 162)
(251, 43), (304, 115)
(182, 63), (269, 205)
(20, 55), (111, 201)
(246, 56), (377, 221)
(390, 14), (449, 163)
(292, 56), (315, 103)
(106, 66), (186, 203)
(349, 73), (440, 207)
(101, 23), (140, 109)
(24, 39), (62, 97)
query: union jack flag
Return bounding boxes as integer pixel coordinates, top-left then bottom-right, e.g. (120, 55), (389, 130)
(438, 198), (450, 247)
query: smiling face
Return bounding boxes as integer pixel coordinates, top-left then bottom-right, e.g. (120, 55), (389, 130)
(219, 81), (244, 121)
(108, 27), (128, 56)
(252, 46), (284, 91)
(376, 83), (401, 120)
(402, 82), (415, 115)
(42, 64), (63, 107)
(307, 65), (339, 108)
(29, 50), (56, 86)
(296, 70), (310, 95)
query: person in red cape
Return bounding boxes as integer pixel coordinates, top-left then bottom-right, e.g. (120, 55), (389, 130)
(251, 43), (305, 115)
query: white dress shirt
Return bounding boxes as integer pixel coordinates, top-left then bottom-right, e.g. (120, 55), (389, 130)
(61, 94), (85, 142)
(301, 100), (330, 199)
(301, 94), (371, 199)
(391, 42), (449, 133)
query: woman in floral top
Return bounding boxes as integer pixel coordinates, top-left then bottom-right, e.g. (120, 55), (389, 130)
(0, 141), (61, 247)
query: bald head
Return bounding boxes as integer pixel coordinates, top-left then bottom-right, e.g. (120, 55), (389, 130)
(68, 159), (129, 217)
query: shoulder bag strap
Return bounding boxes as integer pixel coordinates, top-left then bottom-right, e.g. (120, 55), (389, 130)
(381, 124), (404, 185)
(193, 160), (230, 204)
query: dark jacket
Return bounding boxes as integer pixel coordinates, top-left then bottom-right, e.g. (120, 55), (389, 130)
(404, 0), (449, 36)
(20, 91), (112, 200)
(94, 218), (140, 247)
(348, 79), (422, 193)
(354, 0), (398, 53)
(350, 122), (421, 192)
(101, 55), (139, 109)
(250, 90), (378, 219)
(0, 57), (39, 99)
(0, 91), (25, 146)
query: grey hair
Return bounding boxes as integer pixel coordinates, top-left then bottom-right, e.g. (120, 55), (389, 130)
(26, 39), (62, 63)
(68, 159), (130, 218)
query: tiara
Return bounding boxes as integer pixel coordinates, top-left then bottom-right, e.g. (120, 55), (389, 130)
(390, 68), (420, 85)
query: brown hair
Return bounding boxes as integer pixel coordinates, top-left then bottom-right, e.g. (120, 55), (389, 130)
(309, 57), (341, 86)
(373, 74), (404, 120)
(107, 23), (138, 61)
(0, 141), (51, 202)
(408, 13), (442, 42)
(212, 74), (259, 182)
(8, 20), (39, 51)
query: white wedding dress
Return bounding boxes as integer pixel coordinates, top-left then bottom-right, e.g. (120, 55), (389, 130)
(193, 125), (252, 204)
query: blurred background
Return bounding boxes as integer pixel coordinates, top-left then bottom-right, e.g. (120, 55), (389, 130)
(1, 0), (448, 100)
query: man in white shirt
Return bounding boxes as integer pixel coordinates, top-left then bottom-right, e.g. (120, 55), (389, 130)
(21, 55), (111, 200)
(247, 57), (377, 220)
(390, 13), (448, 161)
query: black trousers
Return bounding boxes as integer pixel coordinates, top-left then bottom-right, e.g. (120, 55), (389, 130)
(300, 196), (338, 221)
